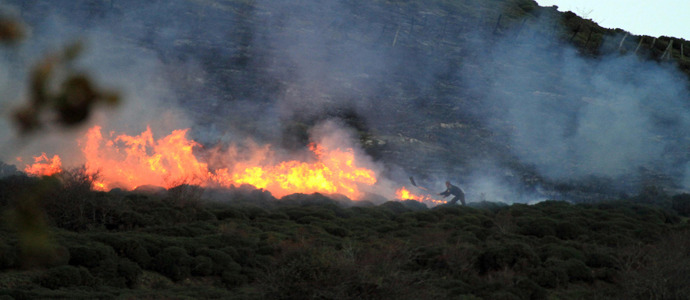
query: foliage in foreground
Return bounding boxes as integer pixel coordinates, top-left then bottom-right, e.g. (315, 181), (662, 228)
(0, 174), (689, 299)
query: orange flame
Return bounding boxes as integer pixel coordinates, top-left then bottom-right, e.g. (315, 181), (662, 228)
(396, 186), (416, 200)
(22, 126), (451, 202)
(396, 186), (446, 206)
(214, 142), (377, 199)
(77, 126), (377, 199)
(82, 126), (212, 191)
(24, 152), (62, 176)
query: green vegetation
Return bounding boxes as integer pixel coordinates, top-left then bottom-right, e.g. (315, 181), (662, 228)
(0, 173), (688, 299)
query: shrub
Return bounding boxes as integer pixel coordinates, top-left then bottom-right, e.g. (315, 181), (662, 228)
(671, 193), (690, 216)
(117, 258), (143, 288)
(121, 241), (151, 269)
(165, 184), (203, 209)
(380, 201), (410, 214)
(405, 246), (447, 271)
(37, 265), (86, 289)
(510, 277), (546, 300)
(585, 251), (617, 268)
(196, 248), (241, 276)
(68, 243), (116, 268)
(539, 244), (585, 262)
(322, 223), (349, 237)
(42, 167), (108, 231)
(95, 234), (152, 268)
(152, 246), (193, 281)
(108, 210), (149, 230)
(90, 257), (120, 286)
(0, 241), (18, 269)
(213, 208), (245, 220)
(477, 242), (539, 273)
(221, 270), (247, 287)
(238, 205), (268, 220)
(518, 217), (557, 238)
(283, 207), (336, 222)
(555, 221), (584, 240)
(564, 259), (593, 283)
(192, 255), (214, 276)
(531, 264), (568, 288)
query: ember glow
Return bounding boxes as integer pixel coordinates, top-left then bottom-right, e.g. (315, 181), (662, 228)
(20, 125), (379, 200)
(24, 153), (63, 176)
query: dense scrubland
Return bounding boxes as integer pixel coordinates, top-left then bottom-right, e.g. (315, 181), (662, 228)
(0, 171), (689, 299)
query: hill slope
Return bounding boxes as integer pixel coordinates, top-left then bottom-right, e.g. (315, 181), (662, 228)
(4, 0), (690, 200)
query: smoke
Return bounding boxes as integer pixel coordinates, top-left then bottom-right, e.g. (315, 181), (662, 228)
(461, 22), (690, 193)
(5, 1), (690, 204)
(0, 1), (195, 166)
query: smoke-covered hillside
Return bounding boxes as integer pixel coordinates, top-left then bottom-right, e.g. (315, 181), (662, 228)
(2, 0), (690, 203)
(5, 1), (690, 299)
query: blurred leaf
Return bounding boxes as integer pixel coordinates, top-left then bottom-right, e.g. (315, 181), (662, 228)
(12, 106), (40, 133)
(55, 74), (98, 125)
(0, 18), (25, 43)
(13, 42), (121, 133)
(29, 59), (53, 107)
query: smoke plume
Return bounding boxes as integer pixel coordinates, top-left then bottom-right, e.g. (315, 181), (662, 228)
(4, 1), (690, 204)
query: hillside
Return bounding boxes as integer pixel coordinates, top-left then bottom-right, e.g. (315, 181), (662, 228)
(4, 0), (690, 202)
(2, 0), (690, 299)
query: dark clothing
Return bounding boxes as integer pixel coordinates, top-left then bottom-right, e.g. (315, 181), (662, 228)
(440, 184), (465, 205)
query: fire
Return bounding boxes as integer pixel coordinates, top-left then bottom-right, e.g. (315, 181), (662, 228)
(214, 143), (377, 199)
(75, 125), (375, 199)
(81, 126), (212, 191)
(18, 125), (459, 205)
(20, 125), (457, 203)
(24, 153), (62, 176)
(396, 186), (446, 206)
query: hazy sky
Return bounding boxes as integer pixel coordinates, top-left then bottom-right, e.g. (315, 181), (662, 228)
(534, 0), (690, 40)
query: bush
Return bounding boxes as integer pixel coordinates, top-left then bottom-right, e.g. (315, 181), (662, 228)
(221, 270), (247, 287)
(196, 248), (241, 276)
(564, 259), (593, 283)
(585, 250), (617, 269)
(37, 265), (89, 289)
(518, 218), (557, 238)
(531, 263), (569, 289)
(192, 255), (214, 276)
(117, 258), (143, 288)
(68, 243), (116, 268)
(95, 234), (152, 268)
(672, 193), (690, 216)
(539, 244), (585, 262)
(510, 277), (546, 300)
(152, 246), (193, 281)
(555, 221), (584, 240)
(322, 223), (349, 237)
(477, 242), (539, 273)
(0, 241), (17, 269)
(108, 210), (150, 230)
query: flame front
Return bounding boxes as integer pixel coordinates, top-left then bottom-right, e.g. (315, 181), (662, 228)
(73, 126), (377, 199)
(24, 153), (62, 176)
(82, 126), (212, 191)
(215, 143), (377, 199)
